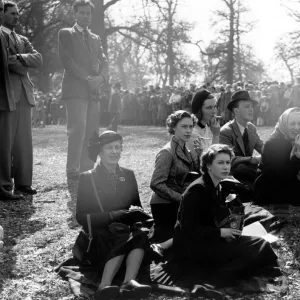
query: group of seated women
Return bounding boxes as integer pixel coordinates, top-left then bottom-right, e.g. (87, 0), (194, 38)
(72, 95), (300, 299)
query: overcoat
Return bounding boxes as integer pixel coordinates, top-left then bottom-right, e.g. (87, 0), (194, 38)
(255, 129), (300, 205)
(75, 163), (147, 263)
(173, 174), (279, 275)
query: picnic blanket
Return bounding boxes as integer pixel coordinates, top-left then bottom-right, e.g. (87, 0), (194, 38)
(56, 203), (288, 299)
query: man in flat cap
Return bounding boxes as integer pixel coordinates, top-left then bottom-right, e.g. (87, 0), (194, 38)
(220, 90), (264, 185)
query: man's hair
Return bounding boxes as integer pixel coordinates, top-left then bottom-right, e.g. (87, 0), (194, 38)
(73, 0), (94, 13)
(4, 1), (17, 12)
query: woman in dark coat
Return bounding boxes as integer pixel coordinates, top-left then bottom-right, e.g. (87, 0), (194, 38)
(255, 107), (300, 205)
(75, 131), (151, 300)
(149, 110), (200, 244)
(173, 144), (279, 277)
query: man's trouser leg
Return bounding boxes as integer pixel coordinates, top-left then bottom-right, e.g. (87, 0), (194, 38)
(65, 98), (88, 175)
(80, 99), (99, 172)
(11, 92), (33, 187)
(0, 110), (13, 193)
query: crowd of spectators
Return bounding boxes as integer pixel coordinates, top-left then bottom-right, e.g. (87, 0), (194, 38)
(32, 78), (300, 128)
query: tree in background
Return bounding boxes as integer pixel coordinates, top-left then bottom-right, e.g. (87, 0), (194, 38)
(274, 0), (300, 82)
(200, 0), (265, 84)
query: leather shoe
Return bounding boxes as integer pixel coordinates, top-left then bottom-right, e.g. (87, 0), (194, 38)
(95, 285), (119, 300)
(14, 186), (37, 195)
(120, 280), (152, 298)
(0, 190), (25, 201)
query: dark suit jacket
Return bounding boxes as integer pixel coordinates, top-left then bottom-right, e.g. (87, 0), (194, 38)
(0, 30), (15, 111)
(150, 136), (199, 204)
(58, 25), (108, 101)
(76, 163), (141, 232)
(220, 119), (264, 168)
(3, 31), (42, 106)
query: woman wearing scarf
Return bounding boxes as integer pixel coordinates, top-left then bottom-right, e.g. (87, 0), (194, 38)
(75, 130), (152, 299)
(254, 108), (300, 205)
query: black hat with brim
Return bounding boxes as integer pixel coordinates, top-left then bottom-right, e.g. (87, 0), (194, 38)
(87, 130), (123, 162)
(227, 90), (258, 112)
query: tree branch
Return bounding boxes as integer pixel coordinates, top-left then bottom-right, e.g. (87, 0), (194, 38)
(104, 0), (121, 11)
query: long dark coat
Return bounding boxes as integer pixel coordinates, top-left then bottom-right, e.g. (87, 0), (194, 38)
(76, 163), (147, 263)
(255, 129), (300, 205)
(173, 174), (279, 275)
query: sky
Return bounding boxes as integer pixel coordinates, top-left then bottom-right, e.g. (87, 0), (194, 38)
(110, 0), (300, 81)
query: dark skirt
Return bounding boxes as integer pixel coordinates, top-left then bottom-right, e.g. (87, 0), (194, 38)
(149, 203), (179, 243)
(90, 228), (148, 265)
(173, 234), (279, 276)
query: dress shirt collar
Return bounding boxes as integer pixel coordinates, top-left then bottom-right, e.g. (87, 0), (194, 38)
(75, 23), (89, 33)
(236, 120), (248, 136)
(1, 26), (13, 35)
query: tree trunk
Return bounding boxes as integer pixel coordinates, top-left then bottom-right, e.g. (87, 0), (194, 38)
(236, 6), (242, 82)
(167, 1), (175, 86)
(227, 1), (235, 84)
(91, 0), (108, 55)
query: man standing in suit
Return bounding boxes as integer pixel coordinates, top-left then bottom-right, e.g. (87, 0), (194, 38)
(58, 0), (108, 179)
(1, 1), (42, 196)
(108, 82), (121, 132)
(220, 90), (264, 184)
(0, 0), (22, 200)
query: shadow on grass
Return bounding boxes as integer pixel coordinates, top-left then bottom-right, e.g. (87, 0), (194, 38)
(0, 196), (45, 293)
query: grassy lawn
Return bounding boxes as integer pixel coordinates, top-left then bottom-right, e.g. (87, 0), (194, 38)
(1, 125), (300, 300)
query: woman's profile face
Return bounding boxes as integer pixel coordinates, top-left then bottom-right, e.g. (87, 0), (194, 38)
(174, 117), (194, 143)
(99, 140), (122, 165)
(201, 98), (217, 122)
(287, 112), (300, 140)
(208, 153), (231, 181)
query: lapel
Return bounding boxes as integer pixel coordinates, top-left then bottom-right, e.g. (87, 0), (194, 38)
(73, 25), (92, 58)
(2, 31), (18, 55)
(231, 120), (246, 156)
(172, 136), (192, 165)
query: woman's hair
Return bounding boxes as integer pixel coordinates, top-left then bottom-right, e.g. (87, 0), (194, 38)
(166, 110), (197, 135)
(201, 144), (235, 174)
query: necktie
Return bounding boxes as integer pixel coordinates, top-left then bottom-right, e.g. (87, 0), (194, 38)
(242, 128), (251, 156)
(83, 29), (90, 50)
(11, 31), (20, 53)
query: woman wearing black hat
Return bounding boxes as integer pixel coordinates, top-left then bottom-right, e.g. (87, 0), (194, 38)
(186, 89), (220, 157)
(74, 130), (152, 300)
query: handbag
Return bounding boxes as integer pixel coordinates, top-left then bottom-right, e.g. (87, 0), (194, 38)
(72, 214), (95, 263)
(72, 171), (105, 263)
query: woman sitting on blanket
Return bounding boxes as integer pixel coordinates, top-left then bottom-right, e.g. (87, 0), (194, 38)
(75, 131), (152, 300)
(186, 89), (221, 156)
(149, 110), (200, 252)
(173, 144), (280, 278)
(254, 107), (300, 206)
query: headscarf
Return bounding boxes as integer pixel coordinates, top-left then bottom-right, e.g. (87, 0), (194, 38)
(275, 107), (300, 158)
(87, 130), (123, 162)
